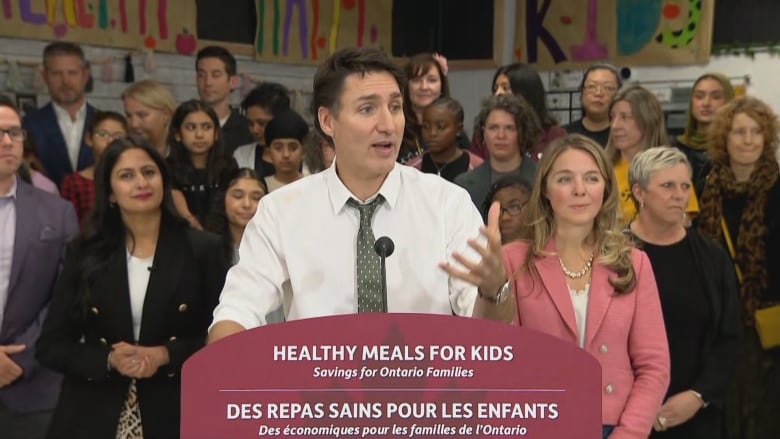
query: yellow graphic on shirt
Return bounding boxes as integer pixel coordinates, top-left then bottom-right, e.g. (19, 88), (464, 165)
(614, 157), (699, 223)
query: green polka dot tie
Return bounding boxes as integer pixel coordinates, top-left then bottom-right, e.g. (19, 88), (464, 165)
(347, 196), (385, 313)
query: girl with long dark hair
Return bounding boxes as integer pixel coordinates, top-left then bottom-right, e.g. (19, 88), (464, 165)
(205, 167), (267, 264)
(167, 99), (237, 229)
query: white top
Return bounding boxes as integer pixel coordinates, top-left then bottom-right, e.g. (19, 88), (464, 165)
(52, 102), (87, 171)
(264, 175), (285, 193)
(569, 283), (590, 348)
(127, 252), (154, 341)
(233, 142), (257, 169)
(234, 142), (313, 175)
(211, 162), (484, 329)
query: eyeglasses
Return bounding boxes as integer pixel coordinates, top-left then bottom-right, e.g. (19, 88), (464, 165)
(583, 83), (618, 94)
(0, 127), (26, 142)
(94, 130), (126, 140)
(500, 202), (524, 217)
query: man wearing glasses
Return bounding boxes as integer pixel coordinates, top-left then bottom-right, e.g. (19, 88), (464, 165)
(565, 63), (622, 148)
(0, 95), (78, 438)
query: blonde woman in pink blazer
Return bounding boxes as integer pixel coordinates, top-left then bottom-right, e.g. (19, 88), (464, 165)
(507, 134), (670, 438)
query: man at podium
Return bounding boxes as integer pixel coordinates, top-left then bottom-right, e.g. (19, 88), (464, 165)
(208, 48), (513, 343)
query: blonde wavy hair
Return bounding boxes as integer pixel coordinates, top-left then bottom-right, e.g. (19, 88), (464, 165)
(514, 134), (636, 294)
(121, 79), (177, 116)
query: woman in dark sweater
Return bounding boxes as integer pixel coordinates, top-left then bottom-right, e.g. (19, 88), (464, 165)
(627, 146), (741, 439)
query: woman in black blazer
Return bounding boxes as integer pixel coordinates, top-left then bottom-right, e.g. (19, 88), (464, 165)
(626, 147), (742, 439)
(36, 135), (228, 438)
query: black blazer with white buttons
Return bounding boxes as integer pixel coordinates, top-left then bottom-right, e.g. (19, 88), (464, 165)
(36, 220), (228, 438)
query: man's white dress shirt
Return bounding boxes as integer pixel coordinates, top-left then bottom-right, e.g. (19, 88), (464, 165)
(211, 163), (484, 328)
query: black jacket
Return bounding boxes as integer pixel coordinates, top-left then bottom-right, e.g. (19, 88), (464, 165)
(37, 222), (228, 438)
(222, 108), (254, 156)
(634, 228), (742, 439)
(683, 229), (742, 408)
(674, 139), (711, 199)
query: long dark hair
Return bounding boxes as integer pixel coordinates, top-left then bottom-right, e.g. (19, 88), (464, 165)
(167, 99), (234, 186)
(75, 135), (185, 312)
(205, 167), (266, 263)
(492, 63), (557, 130)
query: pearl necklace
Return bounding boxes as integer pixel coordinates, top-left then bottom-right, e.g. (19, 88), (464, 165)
(559, 253), (594, 279)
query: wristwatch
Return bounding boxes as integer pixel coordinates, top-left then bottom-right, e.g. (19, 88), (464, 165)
(479, 280), (511, 304)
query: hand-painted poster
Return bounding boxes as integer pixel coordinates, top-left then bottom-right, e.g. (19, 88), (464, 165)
(253, 0), (392, 64)
(0, 1), (198, 54)
(515, 0), (714, 70)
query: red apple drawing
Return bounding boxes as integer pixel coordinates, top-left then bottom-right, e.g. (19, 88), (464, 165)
(144, 35), (157, 49)
(176, 28), (197, 55)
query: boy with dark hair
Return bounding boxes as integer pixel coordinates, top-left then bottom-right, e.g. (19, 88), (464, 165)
(263, 110), (309, 192)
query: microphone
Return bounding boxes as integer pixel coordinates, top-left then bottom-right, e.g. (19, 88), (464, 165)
(374, 237), (395, 313)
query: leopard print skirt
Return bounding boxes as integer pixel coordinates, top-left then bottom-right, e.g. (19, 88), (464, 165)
(116, 379), (144, 439)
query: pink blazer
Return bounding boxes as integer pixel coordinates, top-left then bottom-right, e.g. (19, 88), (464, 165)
(503, 240), (670, 439)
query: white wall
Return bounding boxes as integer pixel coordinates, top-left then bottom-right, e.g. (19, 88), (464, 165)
(0, 36), (318, 116)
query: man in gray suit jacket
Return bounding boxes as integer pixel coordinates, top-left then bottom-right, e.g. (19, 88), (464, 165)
(0, 94), (78, 438)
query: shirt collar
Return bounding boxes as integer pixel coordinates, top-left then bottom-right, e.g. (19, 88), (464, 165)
(0, 175), (18, 200)
(52, 100), (87, 122)
(325, 160), (401, 214)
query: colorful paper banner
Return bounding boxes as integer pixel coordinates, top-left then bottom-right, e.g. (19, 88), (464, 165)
(515, 0), (714, 70)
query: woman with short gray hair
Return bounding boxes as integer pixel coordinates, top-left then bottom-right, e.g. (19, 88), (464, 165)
(626, 146), (741, 439)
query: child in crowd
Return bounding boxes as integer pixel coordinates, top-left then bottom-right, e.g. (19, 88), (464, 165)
(206, 167), (267, 264)
(167, 99), (237, 228)
(233, 82), (292, 177)
(410, 96), (482, 182)
(60, 111), (128, 223)
(263, 110), (308, 192)
(482, 175), (531, 244)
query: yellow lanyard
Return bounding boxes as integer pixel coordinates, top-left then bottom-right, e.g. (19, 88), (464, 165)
(720, 217), (743, 284)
